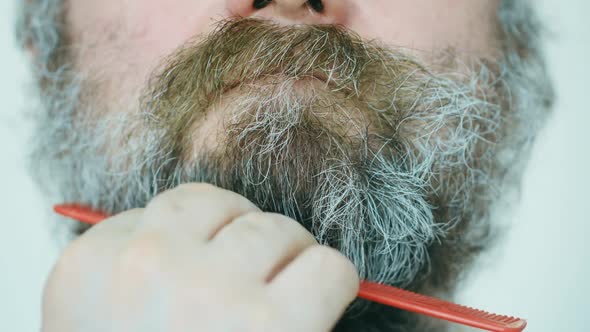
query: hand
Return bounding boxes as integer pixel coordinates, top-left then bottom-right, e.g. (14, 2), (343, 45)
(42, 183), (359, 332)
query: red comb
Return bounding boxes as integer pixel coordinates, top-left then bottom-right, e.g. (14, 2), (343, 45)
(54, 203), (527, 332)
(53, 204), (109, 225)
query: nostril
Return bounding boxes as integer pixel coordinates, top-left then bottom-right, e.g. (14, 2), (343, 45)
(307, 0), (324, 13)
(253, 0), (324, 13)
(253, 0), (272, 10)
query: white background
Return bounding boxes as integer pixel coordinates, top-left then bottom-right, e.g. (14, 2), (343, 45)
(0, 1), (588, 331)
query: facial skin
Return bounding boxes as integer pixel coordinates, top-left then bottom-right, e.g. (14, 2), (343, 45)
(17, 0), (554, 331)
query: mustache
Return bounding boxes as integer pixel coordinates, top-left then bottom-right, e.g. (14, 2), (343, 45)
(141, 18), (431, 154)
(148, 18), (422, 99)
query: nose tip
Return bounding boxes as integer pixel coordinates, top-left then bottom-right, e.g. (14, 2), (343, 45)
(227, 0), (348, 25)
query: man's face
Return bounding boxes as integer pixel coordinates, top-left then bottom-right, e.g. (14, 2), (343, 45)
(22, 1), (552, 331)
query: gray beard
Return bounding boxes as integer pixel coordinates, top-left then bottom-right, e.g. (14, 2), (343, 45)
(26, 19), (553, 332)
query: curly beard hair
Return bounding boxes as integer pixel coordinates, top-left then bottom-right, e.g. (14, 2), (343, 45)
(17, 1), (553, 331)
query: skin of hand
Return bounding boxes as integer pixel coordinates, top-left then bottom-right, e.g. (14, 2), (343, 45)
(41, 183), (360, 332)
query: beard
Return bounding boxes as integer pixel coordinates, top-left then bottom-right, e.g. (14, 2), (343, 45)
(27, 18), (553, 332)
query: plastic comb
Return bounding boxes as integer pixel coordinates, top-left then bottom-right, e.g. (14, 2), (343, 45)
(357, 281), (526, 332)
(53, 203), (527, 332)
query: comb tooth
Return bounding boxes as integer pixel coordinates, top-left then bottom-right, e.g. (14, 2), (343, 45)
(478, 310), (523, 326)
(442, 299), (525, 329)
(471, 308), (485, 317)
(484, 312), (497, 319)
(487, 312), (501, 320)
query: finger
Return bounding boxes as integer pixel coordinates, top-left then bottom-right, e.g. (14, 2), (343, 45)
(207, 212), (317, 281)
(137, 183), (260, 243)
(266, 245), (360, 332)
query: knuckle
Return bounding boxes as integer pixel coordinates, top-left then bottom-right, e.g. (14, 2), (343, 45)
(228, 212), (317, 247)
(233, 212), (268, 227)
(144, 183), (214, 209)
(145, 183), (252, 216)
(144, 189), (178, 214)
(176, 183), (260, 212)
(230, 212), (288, 237)
(223, 212), (267, 238)
(265, 213), (318, 244)
(175, 182), (219, 194)
(143, 184), (212, 216)
(259, 213), (292, 228)
(213, 212), (283, 248)
(235, 212), (287, 231)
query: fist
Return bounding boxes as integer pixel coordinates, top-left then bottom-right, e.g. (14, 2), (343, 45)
(42, 183), (359, 332)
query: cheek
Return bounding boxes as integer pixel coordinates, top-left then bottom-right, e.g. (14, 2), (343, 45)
(117, 1), (227, 60)
(70, 0), (229, 101)
(351, 0), (500, 55)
